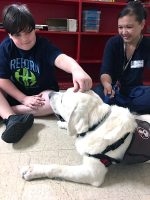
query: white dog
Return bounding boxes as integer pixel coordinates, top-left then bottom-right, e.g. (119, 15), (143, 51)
(21, 88), (150, 187)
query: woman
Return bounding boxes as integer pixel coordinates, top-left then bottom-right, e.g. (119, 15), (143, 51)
(93, 1), (150, 114)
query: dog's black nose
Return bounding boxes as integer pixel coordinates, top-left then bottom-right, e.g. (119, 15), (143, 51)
(55, 114), (65, 122)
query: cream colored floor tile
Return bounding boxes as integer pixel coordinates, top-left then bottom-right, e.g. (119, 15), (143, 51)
(0, 116), (150, 200)
(22, 182), (61, 200)
(0, 153), (25, 200)
(139, 195), (150, 200)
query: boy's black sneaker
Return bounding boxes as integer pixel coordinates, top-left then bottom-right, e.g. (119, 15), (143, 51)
(1, 114), (34, 143)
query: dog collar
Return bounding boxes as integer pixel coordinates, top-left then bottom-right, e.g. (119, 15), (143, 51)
(77, 109), (111, 138)
(87, 153), (120, 167)
(86, 132), (130, 167)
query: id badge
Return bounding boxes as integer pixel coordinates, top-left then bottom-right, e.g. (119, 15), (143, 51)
(131, 60), (144, 68)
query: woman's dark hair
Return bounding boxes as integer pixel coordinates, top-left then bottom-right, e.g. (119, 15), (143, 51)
(2, 4), (35, 35)
(118, 1), (147, 23)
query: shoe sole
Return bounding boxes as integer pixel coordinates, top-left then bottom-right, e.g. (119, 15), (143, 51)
(1, 114), (34, 143)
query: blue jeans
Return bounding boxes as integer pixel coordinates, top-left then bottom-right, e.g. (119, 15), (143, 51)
(93, 84), (150, 114)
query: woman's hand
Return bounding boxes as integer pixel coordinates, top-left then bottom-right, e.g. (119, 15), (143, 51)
(101, 74), (115, 98)
(103, 82), (115, 98)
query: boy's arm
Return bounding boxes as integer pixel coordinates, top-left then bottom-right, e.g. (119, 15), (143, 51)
(55, 54), (92, 92)
(0, 78), (26, 103)
(0, 79), (45, 109)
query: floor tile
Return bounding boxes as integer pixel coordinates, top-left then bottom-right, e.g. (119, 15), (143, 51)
(0, 116), (149, 200)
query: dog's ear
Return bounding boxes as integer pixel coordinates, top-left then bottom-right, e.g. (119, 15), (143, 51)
(85, 90), (104, 102)
(67, 102), (89, 136)
(67, 93), (110, 136)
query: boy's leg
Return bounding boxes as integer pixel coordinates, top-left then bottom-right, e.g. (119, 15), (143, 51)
(1, 114), (34, 143)
(0, 90), (16, 119)
(11, 90), (54, 116)
(0, 91), (34, 143)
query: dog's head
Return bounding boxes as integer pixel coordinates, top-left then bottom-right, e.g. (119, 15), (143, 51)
(49, 88), (110, 136)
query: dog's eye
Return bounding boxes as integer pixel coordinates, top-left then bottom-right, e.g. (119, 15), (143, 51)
(60, 95), (64, 104)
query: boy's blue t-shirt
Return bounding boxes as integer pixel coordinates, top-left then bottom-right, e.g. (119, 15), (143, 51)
(101, 35), (150, 92)
(0, 35), (62, 95)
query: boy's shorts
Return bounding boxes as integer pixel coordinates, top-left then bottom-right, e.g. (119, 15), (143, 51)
(6, 95), (21, 106)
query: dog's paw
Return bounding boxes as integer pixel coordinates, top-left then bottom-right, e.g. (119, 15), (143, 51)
(21, 165), (35, 181)
(57, 121), (68, 130)
(144, 160), (150, 164)
(21, 165), (43, 181)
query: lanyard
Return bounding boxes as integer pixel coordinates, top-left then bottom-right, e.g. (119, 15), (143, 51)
(123, 35), (143, 71)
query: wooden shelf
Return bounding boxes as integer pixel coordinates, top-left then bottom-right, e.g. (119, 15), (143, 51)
(36, 30), (79, 35)
(82, 1), (126, 6)
(80, 59), (102, 64)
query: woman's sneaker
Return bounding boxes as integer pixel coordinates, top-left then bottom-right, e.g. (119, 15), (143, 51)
(1, 114), (34, 143)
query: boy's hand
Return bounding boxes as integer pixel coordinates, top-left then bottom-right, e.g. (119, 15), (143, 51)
(72, 69), (92, 92)
(22, 94), (45, 109)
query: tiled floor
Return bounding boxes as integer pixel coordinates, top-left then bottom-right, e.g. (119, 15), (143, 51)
(0, 115), (150, 200)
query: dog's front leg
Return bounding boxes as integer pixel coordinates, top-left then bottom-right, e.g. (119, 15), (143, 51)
(57, 120), (68, 129)
(21, 158), (108, 187)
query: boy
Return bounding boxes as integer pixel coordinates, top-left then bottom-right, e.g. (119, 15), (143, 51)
(0, 4), (92, 143)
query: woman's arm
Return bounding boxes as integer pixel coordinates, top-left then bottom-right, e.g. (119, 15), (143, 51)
(100, 74), (114, 97)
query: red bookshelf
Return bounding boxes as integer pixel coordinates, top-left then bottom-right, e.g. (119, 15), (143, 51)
(0, 0), (150, 89)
